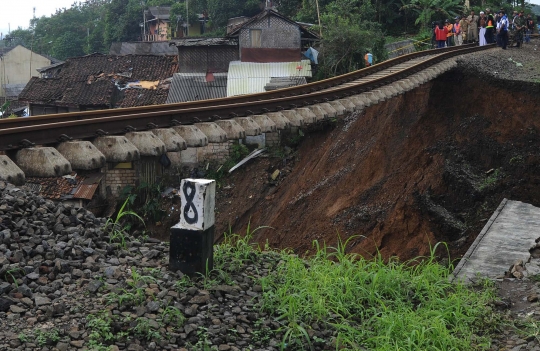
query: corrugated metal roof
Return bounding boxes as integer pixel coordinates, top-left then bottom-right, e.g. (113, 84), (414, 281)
(73, 183), (99, 200)
(166, 73), (227, 103)
(227, 60), (311, 97)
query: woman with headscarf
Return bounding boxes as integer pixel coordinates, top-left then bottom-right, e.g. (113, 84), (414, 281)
(478, 11), (487, 46)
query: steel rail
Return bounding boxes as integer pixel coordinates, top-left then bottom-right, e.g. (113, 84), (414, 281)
(0, 44), (494, 151)
(0, 44), (476, 130)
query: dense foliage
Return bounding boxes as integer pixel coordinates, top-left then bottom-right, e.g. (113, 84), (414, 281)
(2, 0), (533, 74)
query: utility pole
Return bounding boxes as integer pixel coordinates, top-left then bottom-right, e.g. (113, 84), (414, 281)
(186, 0), (189, 37)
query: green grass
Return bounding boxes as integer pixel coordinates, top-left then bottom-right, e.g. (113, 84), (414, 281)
(240, 239), (500, 351)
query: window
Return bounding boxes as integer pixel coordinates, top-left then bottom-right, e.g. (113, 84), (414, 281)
(250, 29), (262, 48)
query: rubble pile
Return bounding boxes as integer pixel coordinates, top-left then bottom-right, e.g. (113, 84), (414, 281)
(0, 181), (298, 351)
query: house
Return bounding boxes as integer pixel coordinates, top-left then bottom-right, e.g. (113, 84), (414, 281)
(18, 53), (178, 115)
(144, 6), (207, 41)
(0, 45), (61, 104)
(166, 9), (318, 103)
(226, 9), (319, 63)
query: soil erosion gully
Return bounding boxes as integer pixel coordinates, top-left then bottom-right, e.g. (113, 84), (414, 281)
(0, 44), (493, 151)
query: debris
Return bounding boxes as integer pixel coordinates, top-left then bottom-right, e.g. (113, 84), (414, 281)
(271, 169), (280, 180)
(228, 149), (266, 173)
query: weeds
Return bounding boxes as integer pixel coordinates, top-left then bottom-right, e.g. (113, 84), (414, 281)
(258, 238), (499, 350)
(35, 329), (60, 347)
(133, 317), (160, 341)
(105, 198), (145, 249)
(160, 306), (185, 327)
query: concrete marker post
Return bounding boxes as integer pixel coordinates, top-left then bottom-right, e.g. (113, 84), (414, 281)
(170, 178), (216, 276)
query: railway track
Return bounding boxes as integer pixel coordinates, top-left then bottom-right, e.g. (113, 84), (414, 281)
(0, 44), (494, 151)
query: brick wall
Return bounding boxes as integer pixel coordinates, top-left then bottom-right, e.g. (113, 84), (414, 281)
(200, 142), (231, 164)
(103, 166), (137, 196)
(265, 131), (281, 147)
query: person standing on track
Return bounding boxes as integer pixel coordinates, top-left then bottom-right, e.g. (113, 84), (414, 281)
(460, 14), (469, 43)
(454, 17), (463, 45)
(478, 11), (487, 46)
(435, 21), (448, 48)
(497, 9), (509, 50)
(445, 19), (454, 46)
(485, 9), (495, 44)
(513, 11), (526, 47)
(467, 10), (479, 43)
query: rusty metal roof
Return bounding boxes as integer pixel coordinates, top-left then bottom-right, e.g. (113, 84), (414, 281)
(73, 183), (99, 200)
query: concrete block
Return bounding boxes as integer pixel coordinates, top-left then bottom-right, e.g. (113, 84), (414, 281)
(380, 87), (394, 98)
(294, 108), (317, 125)
(265, 112), (291, 130)
(194, 123), (228, 143)
(372, 90), (387, 101)
(307, 105), (327, 122)
(93, 136), (140, 163)
(245, 134), (265, 148)
(328, 101), (346, 116)
(249, 115), (277, 133)
(152, 128), (187, 152)
(172, 125), (208, 147)
(233, 117), (262, 136)
(56, 141), (106, 170)
(265, 131), (280, 147)
(125, 131), (166, 157)
(180, 147), (199, 165)
(390, 82), (404, 94)
(399, 79), (413, 91)
(0, 155), (25, 185)
(349, 95), (368, 108)
(280, 110), (304, 127)
(337, 99), (356, 113)
(386, 85), (399, 97)
(215, 120), (246, 140)
(355, 94), (372, 107)
(319, 102), (338, 118)
(363, 91), (380, 104)
(16, 147), (72, 177)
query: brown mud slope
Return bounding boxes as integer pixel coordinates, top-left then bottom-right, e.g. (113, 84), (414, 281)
(216, 70), (540, 261)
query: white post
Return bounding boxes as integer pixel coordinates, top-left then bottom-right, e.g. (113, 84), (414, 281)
(170, 178), (216, 275)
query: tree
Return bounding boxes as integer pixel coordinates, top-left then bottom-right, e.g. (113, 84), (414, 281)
(315, 0), (386, 78)
(400, 0), (462, 31)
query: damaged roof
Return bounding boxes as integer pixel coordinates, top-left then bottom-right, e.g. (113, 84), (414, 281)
(19, 54), (178, 107)
(26, 172), (102, 201)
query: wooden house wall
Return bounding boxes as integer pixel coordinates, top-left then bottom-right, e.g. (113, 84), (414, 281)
(177, 46), (239, 73)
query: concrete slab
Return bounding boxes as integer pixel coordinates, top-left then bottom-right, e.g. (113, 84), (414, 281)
(152, 128), (187, 152)
(280, 110), (304, 127)
(233, 117), (262, 136)
(266, 112), (291, 130)
(249, 115), (277, 133)
(337, 99), (356, 113)
(319, 102), (337, 118)
(194, 122), (228, 143)
(172, 125), (208, 147)
(307, 105), (328, 121)
(93, 136), (140, 163)
(294, 108), (317, 125)
(328, 101), (346, 116)
(16, 147), (72, 177)
(0, 155), (25, 185)
(125, 131), (166, 156)
(451, 199), (540, 283)
(56, 141), (106, 170)
(215, 120), (246, 140)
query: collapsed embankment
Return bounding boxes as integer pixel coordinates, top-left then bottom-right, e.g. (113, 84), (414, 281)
(216, 60), (540, 262)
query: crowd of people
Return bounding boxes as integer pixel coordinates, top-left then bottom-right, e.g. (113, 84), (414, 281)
(434, 8), (535, 50)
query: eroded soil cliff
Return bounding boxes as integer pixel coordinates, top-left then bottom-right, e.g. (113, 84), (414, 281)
(216, 63), (540, 262)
